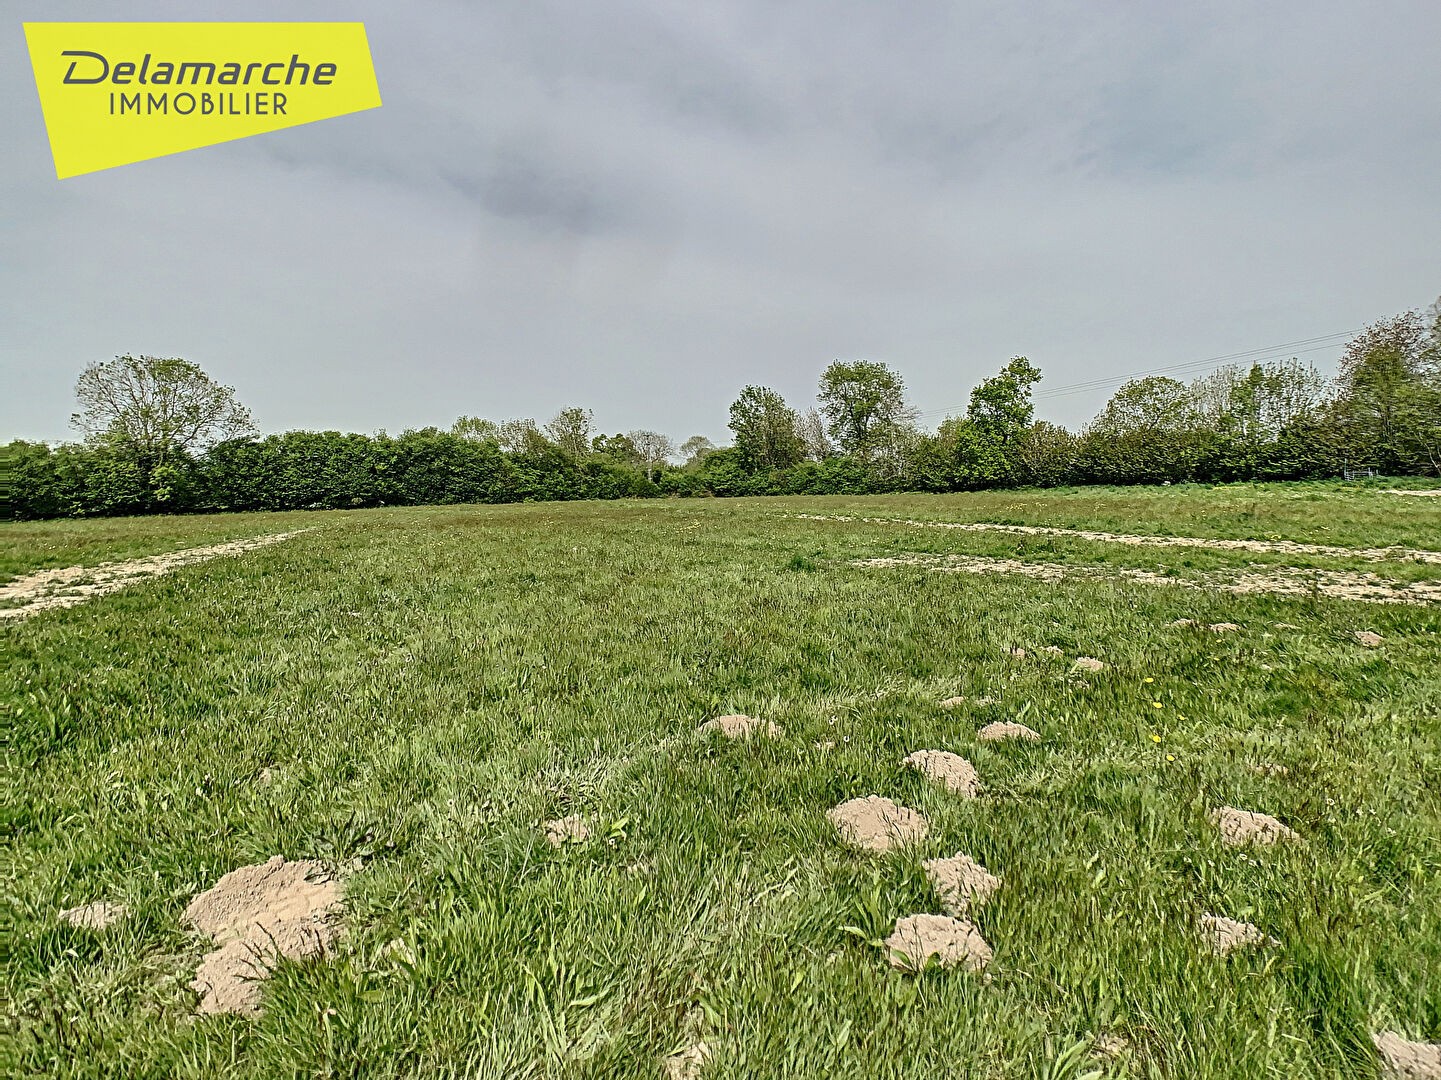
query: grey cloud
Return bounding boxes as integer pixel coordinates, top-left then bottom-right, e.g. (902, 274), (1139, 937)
(3, 1), (1440, 446)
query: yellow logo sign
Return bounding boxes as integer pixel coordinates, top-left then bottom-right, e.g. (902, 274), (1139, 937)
(24, 22), (382, 178)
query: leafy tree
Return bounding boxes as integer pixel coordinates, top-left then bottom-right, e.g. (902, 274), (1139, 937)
(967, 357), (1043, 447)
(817, 360), (917, 458)
(72, 354), (254, 461)
(452, 416), (500, 442)
(495, 418), (541, 454)
(1014, 421), (1078, 487)
(545, 407), (594, 458)
(1191, 360), (1328, 479)
(679, 435), (717, 468)
(592, 433), (644, 469)
(628, 430), (676, 481)
(1331, 312), (1438, 473)
(1080, 376), (1204, 484)
(728, 386), (805, 471)
(797, 408), (833, 461)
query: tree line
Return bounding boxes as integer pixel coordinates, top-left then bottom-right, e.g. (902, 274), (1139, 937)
(3, 300), (1438, 520)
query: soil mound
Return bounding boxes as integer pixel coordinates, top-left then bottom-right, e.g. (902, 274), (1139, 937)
(662, 1042), (711, 1080)
(902, 750), (979, 796)
(699, 714), (782, 739)
(1372, 1033), (1441, 1079)
(827, 796), (928, 853)
(977, 722), (1040, 742)
(183, 856), (341, 1015)
(883, 914), (992, 972)
(1355, 631), (1384, 647)
(1211, 807), (1301, 847)
(923, 854), (1001, 915)
(1200, 914), (1276, 955)
(58, 901), (126, 930)
(1073, 657), (1107, 672)
(543, 815), (591, 847)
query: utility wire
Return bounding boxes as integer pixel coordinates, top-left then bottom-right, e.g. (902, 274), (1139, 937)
(915, 328), (1360, 419)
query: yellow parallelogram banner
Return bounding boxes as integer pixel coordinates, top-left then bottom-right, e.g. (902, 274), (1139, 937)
(24, 23), (382, 179)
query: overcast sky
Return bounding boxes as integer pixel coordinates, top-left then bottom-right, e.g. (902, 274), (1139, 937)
(4, 1), (1440, 446)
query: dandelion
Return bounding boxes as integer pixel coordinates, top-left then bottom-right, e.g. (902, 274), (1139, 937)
(1151, 733), (1162, 743)
(1166, 754), (1175, 762)
(1144, 677), (1154, 683)
(1152, 701), (1163, 708)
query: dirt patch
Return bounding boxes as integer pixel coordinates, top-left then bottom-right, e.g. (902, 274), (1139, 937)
(1092, 1034), (1132, 1059)
(58, 901), (126, 930)
(1384, 489), (1441, 498)
(0, 532), (308, 621)
(799, 512), (1441, 564)
(1354, 630), (1384, 647)
(827, 796), (929, 853)
(854, 553), (1441, 606)
(923, 854), (1001, 915)
(977, 722), (1040, 743)
(1212, 807), (1302, 847)
(543, 815), (591, 847)
(1209, 622), (1241, 632)
(1200, 914), (1277, 955)
(939, 696), (968, 709)
(1373, 1033), (1441, 1079)
(902, 750), (979, 796)
(883, 914), (992, 972)
(1007, 647), (1027, 659)
(183, 855), (342, 1016)
(699, 714), (782, 739)
(662, 1042), (711, 1080)
(1073, 656), (1107, 672)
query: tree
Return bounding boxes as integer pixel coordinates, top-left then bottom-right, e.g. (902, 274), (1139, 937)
(1013, 421), (1078, 487)
(72, 354), (254, 461)
(627, 430), (676, 481)
(797, 408), (833, 461)
(967, 357), (1042, 447)
(1331, 312), (1438, 473)
(1190, 360), (1328, 479)
(1080, 376), (1205, 484)
(680, 435), (716, 468)
(728, 386), (805, 471)
(452, 415), (500, 442)
(817, 360), (917, 457)
(495, 418), (541, 454)
(545, 407), (594, 458)
(592, 433), (643, 468)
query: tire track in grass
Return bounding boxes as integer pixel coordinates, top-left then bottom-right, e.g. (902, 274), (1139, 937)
(0, 531), (309, 620)
(853, 552), (1441, 605)
(794, 513), (1441, 565)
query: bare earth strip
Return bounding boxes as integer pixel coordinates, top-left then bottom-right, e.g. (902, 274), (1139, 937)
(1385, 489), (1441, 497)
(0, 532), (307, 620)
(854, 553), (1441, 606)
(795, 514), (1441, 565)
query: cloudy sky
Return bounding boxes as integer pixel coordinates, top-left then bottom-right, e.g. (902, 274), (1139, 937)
(4, 1), (1439, 446)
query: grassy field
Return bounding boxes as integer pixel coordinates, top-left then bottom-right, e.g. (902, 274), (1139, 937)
(3, 483), (1440, 1078)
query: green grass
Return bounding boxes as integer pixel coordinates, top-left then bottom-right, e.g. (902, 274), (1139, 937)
(3, 485), (1440, 1077)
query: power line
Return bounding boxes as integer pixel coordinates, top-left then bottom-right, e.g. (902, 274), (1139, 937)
(915, 328), (1360, 419)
